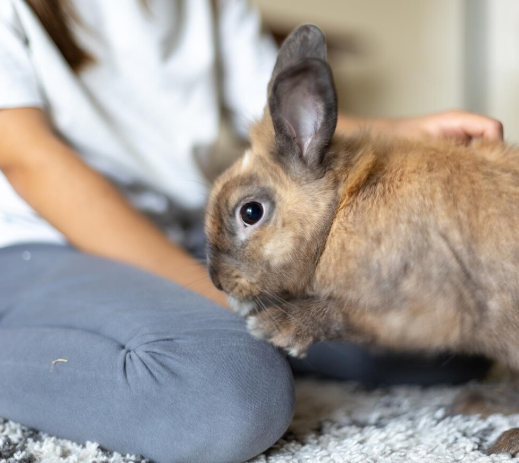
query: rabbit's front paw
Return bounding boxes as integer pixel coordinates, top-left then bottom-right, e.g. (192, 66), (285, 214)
(246, 309), (313, 358)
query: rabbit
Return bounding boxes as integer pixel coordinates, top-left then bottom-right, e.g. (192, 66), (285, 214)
(204, 24), (519, 455)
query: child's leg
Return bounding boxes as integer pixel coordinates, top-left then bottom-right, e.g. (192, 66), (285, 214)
(0, 244), (294, 463)
(289, 339), (491, 386)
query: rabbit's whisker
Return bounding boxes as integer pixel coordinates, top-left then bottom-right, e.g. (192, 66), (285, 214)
(255, 296), (285, 334)
(262, 293), (299, 322)
(264, 291), (300, 316)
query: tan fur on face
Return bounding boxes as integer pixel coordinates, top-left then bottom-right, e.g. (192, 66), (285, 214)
(205, 112), (338, 302)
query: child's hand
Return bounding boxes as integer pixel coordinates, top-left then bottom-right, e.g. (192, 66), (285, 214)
(392, 110), (504, 143)
(338, 110), (504, 143)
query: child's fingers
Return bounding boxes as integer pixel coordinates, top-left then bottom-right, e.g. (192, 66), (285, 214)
(439, 111), (504, 142)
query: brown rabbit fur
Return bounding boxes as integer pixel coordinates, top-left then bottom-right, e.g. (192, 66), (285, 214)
(205, 25), (519, 455)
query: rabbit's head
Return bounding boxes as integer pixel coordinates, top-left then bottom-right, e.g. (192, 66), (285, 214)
(205, 25), (340, 314)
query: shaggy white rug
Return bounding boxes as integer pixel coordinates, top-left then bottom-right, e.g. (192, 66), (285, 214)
(2, 380), (519, 463)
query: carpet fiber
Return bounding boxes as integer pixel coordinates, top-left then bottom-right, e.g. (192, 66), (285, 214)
(2, 380), (519, 463)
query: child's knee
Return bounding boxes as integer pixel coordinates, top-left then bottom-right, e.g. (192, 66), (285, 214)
(123, 332), (295, 462)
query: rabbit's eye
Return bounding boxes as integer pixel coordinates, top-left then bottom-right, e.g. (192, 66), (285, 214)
(240, 202), (264, 226)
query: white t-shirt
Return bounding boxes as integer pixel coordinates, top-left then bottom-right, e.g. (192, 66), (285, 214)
(0, 0), (276, 249)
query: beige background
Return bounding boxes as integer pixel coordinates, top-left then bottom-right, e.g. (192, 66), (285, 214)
(256, 0), (519, 143)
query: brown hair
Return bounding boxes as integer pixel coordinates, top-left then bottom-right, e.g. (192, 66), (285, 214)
(24, 0), (92, 71)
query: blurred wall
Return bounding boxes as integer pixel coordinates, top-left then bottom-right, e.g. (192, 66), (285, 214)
(256, 0), (519, 143)
(485, 1), (519, 143)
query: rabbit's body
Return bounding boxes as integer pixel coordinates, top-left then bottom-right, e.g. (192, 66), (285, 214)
(209, 109), (519, 364)
(205, 24), (519, 454)
(310, 135), (519, 364)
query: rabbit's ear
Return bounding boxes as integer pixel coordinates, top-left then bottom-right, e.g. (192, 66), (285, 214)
(268, 24), (327, 93)
(269, 57), (337, 172)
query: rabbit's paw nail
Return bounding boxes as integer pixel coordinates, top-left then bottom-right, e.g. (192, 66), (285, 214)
(285, 346), (308, 358)
(487, 428), (519, 456)
(270, 331), (312, 358)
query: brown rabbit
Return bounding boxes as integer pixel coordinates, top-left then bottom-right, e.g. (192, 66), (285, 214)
(204, 24), (519, 455)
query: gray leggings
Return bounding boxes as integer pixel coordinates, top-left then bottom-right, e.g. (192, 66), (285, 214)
(0, 244), (490, 463)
